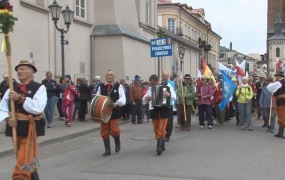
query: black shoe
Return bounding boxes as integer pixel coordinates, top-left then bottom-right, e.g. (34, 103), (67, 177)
(165, 137), (170, 142)
(132, 122), (136, 124)
(103, 139), (111, 156)
(138, 121), (142, 124)
(31, 171), (40, 180)
(236, 122), (240, 126)
(274, 133), (284, 138)
(162, 140), (165, 151)
(156, 138), (163, 155)
(114, 136), (121, 153)
(262, 124), (267, 128)
(80, 119), (87, 122)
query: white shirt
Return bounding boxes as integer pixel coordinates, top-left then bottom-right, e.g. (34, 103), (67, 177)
(143, 83), (176, 103)
(96, 84), (126, 107)
(267, 80), (283, 94)
(0, 85), (47, 122)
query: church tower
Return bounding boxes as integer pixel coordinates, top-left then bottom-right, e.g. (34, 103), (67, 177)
(267, 10), (285, 74)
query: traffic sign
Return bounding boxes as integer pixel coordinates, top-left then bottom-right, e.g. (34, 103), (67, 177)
(150, 37), (173, 58)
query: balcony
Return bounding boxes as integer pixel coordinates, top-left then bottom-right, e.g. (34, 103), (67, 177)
(164, 26), (183, 36)
(198, 38), (212, 52)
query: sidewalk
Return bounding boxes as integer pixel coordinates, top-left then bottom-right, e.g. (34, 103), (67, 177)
(0, 116), (130, 158)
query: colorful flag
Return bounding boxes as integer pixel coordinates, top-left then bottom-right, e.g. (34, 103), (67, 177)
(196, 69), (202, 88)
(172, 48), (179, 84)
(236, 59), (245, 85)
(218, 71), (236, 111)
(277, 59), (283, 71)
(218, 62), (237, 76)
(202, 58), (216, 86)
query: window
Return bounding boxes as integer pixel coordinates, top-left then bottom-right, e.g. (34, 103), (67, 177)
(167, 18), (176, 33)
(185, 24), (187, 36)
(195, 30), (197, 40)
(276, 47), (281, 57)
(76, 0), (86, 20)
(146, 0), (150, 25)
(158, 15), (162, 27)
(192, 29), (194, 39)
(188, 27), (191, 38)
(198, 32), (200, 39)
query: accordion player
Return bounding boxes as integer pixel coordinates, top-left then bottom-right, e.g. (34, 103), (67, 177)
(150, 85), (170, 108)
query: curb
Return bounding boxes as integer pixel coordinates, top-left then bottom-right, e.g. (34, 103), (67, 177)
(0, 120), (130, 158)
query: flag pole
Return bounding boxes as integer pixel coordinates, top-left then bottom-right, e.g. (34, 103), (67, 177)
(6, 35), (17, 156)
(176, 43), (187, 122)
(269, 61), (277, 127)
(0, 1), (18, 157)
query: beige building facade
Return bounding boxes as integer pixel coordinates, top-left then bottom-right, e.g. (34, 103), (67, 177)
(0, 0), (159, 84)
(157, 0), (221, 76)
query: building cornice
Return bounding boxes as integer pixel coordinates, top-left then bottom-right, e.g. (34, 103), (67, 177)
(139, 22), (157, 35)
(158, 4), (222, 40)
(20, 0), (49, 14)
(158, 26), (201, 51)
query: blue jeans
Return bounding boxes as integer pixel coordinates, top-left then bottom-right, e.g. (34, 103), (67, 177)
(44, 96), (57, 124)
(198, 104), (213, 126)
(263, 107), (276, 130)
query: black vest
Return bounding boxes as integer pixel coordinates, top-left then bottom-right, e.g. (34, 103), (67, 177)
(5, 81), (46, 137)
(100, 82), (122, 119)
(274, 79), (285, 106)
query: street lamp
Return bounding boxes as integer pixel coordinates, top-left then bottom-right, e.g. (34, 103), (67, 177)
(49, 1), (74, 77)
(178, 45), (185, 73)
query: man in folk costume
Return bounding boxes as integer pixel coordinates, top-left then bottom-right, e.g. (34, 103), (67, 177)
(96, 70), (126, 156)
(177, 74), (195, 131)
(267, 71), (285, 138)
(0, 60), (47, 180)
(143, 74), (176, 155)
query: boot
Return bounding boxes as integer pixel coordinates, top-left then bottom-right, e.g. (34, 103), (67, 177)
(114, 136), (121, 153)
(274, 126), (284, 138)
(162, 139), (165, 151)
(156, 138), (163, 155)
(102, 139), (111, 156)
(31, 171), (40, 180)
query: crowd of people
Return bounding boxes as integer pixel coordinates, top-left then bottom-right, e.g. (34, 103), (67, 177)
(1, 59), (285, 180)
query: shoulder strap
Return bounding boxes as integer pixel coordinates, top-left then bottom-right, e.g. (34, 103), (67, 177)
(108, 82), (118, 97)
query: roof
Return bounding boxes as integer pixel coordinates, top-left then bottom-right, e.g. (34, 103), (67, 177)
(157, 0), (171, 5)
(220, 46), (235, 52)
(268, 35), (285, 40)
(91, 25), (148, 43)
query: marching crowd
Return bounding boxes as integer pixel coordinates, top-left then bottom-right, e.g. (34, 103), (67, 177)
(0, 69), (283, 136)
(1, 59), (285, 180)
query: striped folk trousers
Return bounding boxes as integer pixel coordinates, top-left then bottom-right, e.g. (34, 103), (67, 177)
(277, 105), (285, 127)
(152, 118), (168, 140)
(100, 119), (120, 139)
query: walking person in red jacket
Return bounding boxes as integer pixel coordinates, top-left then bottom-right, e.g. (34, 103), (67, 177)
(62, 76), (76, 127)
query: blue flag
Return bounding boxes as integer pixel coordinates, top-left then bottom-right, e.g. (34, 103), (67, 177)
(218, 71), (236, 111)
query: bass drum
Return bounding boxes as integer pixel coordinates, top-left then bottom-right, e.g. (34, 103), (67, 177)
(90, 95), (113, 123)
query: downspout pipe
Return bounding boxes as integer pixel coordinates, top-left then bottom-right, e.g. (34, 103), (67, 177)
(90, 35), (95, 81)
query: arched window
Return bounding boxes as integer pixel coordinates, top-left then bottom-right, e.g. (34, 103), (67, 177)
(276, 47), (280, 57)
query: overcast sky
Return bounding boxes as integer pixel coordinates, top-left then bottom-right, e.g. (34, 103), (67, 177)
(171, 0), (267, 55)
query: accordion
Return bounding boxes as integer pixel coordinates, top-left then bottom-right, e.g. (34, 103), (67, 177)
(150, 85), (170, 108)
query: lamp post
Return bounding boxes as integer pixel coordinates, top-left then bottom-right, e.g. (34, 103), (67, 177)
(49, 1), (74, 77)
(178, 45), (185, 74)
